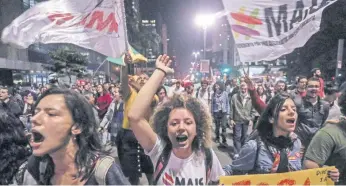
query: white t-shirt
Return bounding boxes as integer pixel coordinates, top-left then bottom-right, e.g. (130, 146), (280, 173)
(169, 86), (185, 97)
(146, 137), (225, 185)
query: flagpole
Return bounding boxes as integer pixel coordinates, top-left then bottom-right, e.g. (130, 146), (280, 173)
(93, 58), (107, 77)
(120, 0), (129, 81)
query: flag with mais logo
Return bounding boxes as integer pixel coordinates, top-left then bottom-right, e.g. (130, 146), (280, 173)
(222, 0), (337, 63)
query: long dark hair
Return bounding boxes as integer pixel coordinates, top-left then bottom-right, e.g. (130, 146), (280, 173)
(156, 86), (167, 96)
(0, 107), (31, 184)
(33, 88), (106, 182)
(256, 93), (292, 139)
(213, 81), (225, 93)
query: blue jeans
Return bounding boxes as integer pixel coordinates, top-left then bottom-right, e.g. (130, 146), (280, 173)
(213, 111), (227, 143)
(233, 121), (249, 154)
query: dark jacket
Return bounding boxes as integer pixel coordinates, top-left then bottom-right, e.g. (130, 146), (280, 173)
(295, 97), (330, 147)
(224, 136), (302, 175)
(230, 93), (256, 122)
(1, 98), (22, 117)
(23, 155), (129, 185)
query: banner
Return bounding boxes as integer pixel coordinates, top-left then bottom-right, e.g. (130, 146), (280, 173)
(1, 0), (127, 58)
(200, 60), (210, 73)
(220, 167), (335, 185)
(222, 0), (337, 62)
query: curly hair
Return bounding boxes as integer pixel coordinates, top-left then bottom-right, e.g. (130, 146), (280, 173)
(0, 108), (31, 184)
(150, 94), (212, 151)
(213, 81), (225, 93)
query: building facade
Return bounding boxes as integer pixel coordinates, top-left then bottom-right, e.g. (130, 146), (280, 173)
(0, 0), (112, 86)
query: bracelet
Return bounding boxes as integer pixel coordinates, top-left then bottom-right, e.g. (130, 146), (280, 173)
(156, 68), (167, 76)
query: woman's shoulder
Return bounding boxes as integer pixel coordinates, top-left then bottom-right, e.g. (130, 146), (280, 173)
(88, 156), (129, 185)
(104, 162), (130, 185)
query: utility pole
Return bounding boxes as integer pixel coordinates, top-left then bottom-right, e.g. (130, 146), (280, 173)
(336, 39), (344, 86)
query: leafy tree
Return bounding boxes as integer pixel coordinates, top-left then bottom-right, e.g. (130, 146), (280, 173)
(42, 49), (88, 84)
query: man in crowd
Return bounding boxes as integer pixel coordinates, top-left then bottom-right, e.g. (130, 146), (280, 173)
(290, 76), (307, 98)
(324, 83), (341, 122)
(116, 57), (155, 185)
(229, 82), (255, 159)
(295, 77), (330, 148)
(183, 81), (195, 96)
(195, 79), (211, 107)
(303, 91), (346, 185)
(312, 68), (325, 98)
(168, 80), (184, 96)
(0, 86), (22, 117)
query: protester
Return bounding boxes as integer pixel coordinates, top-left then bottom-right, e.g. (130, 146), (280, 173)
(96, 84), (112, 120)
(324, 83), (341, 122)
(223, 93), (339, 183)
(168, 80), (184, 96)
(116, 56), (156, 185)
(303, 90), (346, 185)
(182, 81), (195, 96)
(290, 76), (307, 99)
(128, 55), (224, 185)
(229, 82), (255, 159)
(311, 68), (325, 98)
(195, 79), (211, 108)
(0, 86), (22, 117)
(23, 88), (129, 185)
(295, 77), (330, 148)
(83, 92), (100, 125)
(0, 107), (31, 185)
(257, 85), (268, 103)
(99, 87), (124, 146)
(225, 79), (239, 99)
(211, 81), (230, 146)
(156, 86), (169, 106)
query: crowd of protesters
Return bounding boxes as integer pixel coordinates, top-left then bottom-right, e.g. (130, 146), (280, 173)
(0, 53), (345, 185)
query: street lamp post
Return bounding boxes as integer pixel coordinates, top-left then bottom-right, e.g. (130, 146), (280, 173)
(203, 27), (207, 59)
(195, 14), (215, 59)
(192, 51), (200, 62)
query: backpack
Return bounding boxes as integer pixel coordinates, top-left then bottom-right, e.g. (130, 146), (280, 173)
(26, 156), (114, 185)
(153, 145), (213, 185)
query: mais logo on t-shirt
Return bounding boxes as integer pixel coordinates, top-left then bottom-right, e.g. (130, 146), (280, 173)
(162, 172), (204, 186)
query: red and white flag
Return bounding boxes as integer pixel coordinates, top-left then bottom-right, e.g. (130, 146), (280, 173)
(1, 0), (127, 58)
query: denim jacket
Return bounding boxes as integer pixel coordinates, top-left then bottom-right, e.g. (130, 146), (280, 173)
(211, 91), (230, 115)
(223, 136), (302, 175)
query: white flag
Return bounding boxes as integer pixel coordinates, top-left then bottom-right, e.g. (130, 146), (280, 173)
(222, 0), (337, 63)
(1, 0), (126, 58)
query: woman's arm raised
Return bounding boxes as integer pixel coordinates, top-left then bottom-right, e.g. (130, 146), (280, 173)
(128, 55), (173, 152)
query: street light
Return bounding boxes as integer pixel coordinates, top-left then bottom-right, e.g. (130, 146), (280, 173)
(192, 51), (200, 62)
(195, 14), (215, 59)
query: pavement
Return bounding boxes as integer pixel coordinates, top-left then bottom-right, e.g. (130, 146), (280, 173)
(110, 124), (253, 184)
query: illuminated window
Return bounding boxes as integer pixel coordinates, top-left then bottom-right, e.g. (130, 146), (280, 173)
(22, 0), (36, 9)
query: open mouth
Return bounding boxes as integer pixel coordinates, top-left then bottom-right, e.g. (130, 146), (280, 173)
(31, 131), (45, 143)
(286, 119), (295, 124)
(176, 135), (188, 143)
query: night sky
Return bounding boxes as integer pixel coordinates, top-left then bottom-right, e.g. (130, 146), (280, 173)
(160, 0), (224, 77)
